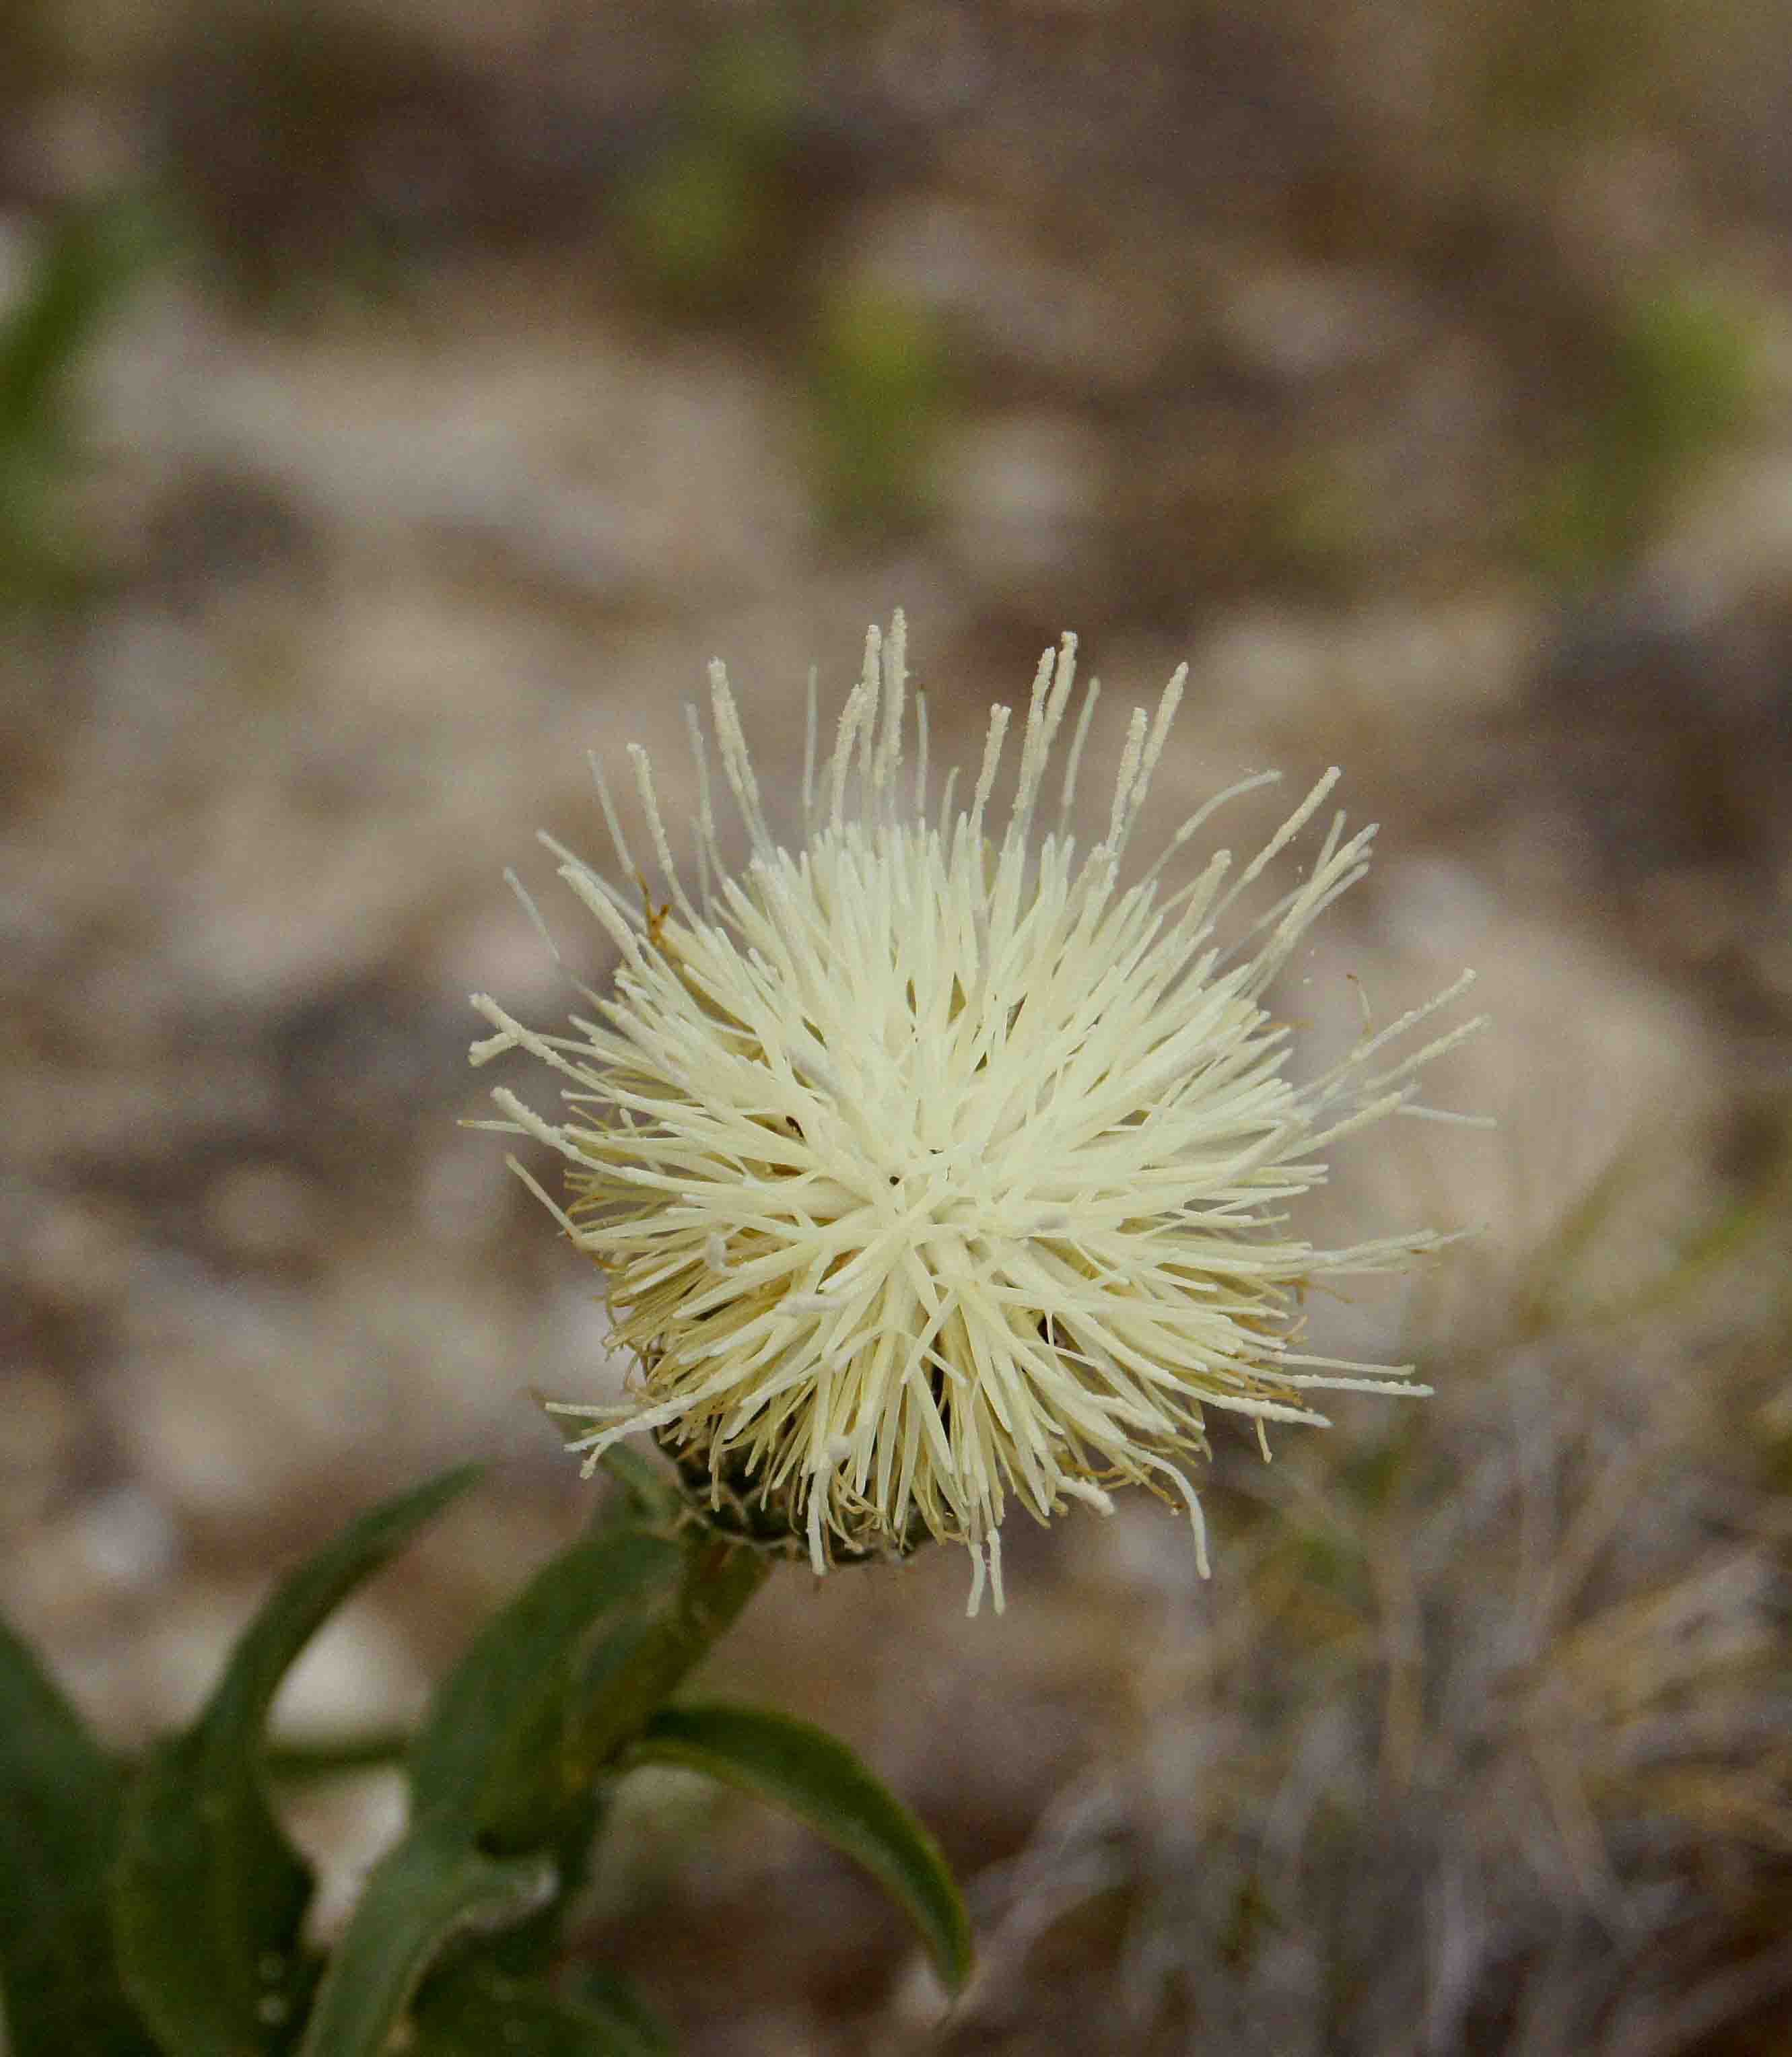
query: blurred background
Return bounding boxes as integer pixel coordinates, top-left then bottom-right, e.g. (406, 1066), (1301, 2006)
(3, 3), (1791, 2052)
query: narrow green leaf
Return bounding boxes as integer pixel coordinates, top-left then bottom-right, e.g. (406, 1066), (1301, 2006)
(408, 1525), (688, 1846)
(483, 1528), (768, 1977)
(264, 1728), (411, 1783)
(411, 1963), (670, 2056)
(294, 1823), (556, 2057)
(0, 199), (159, 448)
(595, 1444), (685, 1526)
(0, 1616), (158, 2055)
(407, 1517), (767, 1986)
(626, 1702), (973, 1994)
(556, 1535), (769, 1811)
(564, 1969), (676, 2055)
(112, 1465), (481, 2057)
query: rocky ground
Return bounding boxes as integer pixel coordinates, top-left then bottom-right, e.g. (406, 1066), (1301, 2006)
(3, 5), (1791, 2053)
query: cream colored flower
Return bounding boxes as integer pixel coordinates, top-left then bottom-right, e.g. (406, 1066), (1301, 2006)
(472, 615), (1481, 1611)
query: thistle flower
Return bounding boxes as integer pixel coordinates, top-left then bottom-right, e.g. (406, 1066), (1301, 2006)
(471, 615), (1482, 1612)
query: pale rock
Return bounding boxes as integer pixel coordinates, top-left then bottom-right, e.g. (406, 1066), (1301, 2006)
(206, 1161), (324, 1264)
(271, 1605), (427, 1739)
(1216, 261), (1424, 386)
(942, 413), (1106, 594)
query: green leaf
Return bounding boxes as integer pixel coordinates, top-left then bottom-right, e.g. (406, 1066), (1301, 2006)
(294, 1823), (556, 2057)
(263, 1727), (411, 1783)
(626, 1702), (973, 1994)
(407, 1517), (767, 1985)
(595, 1444), (685, 1526)
(411, 1962), (671, 2056)
(0, 199), (160, 451)
(411, 1521), (769, 1851)
(553, 1534), (769, 1819)
(563, 1969), (676, 2055)
(407, 1525), (688, 1848)
(0, 1615), (158, 2055)
(112, 1465), (481, 2057)
(403, 1523), (689, 1994)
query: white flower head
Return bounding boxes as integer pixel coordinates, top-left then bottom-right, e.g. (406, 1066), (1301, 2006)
(471, 615), (1483, 1612)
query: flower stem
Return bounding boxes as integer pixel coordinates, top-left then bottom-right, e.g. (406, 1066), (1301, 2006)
(561, 1529), (771, 1790)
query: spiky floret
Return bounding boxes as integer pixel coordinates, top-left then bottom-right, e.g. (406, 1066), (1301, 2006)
(471, 615), (1482, 1611)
